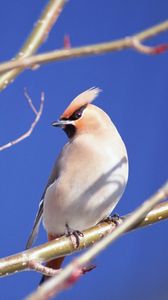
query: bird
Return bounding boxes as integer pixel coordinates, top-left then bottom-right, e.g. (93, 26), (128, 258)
(26, 87), (129, 282)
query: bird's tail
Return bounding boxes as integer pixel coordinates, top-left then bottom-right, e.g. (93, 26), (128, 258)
(39, 233), (64, 285)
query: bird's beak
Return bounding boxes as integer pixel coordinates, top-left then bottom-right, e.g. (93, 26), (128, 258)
(51, 119), (74, 128)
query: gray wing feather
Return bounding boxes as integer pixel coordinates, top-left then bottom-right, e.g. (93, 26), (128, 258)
(25, 157), (60, 249)
(26, 199), (44, 249)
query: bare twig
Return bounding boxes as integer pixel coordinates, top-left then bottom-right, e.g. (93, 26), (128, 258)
(28, 261), (60, 277)
(0, 20), (167, 74)
(0, 0), (67, 91)
(24, 88), (38, 115)
(27, 261), (93, 277)
(0, 92), (44, 151)
(26, 182), (168, 300)
(131, 38), (168, 54)
(0, 197), (168, 279)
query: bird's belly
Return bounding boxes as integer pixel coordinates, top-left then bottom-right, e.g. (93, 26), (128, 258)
(43, 159), (128, 235)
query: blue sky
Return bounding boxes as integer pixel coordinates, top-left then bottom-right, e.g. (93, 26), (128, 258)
(0, 1), (168, 299)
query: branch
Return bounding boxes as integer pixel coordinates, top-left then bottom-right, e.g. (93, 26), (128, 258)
(0, 91), (44, 151)
(131, 37), (168, 54)
(0, 188), (168, 279)
(0, 20), (167, 74)
(26, 182), (168, 300)
(0, 0), (67, 91)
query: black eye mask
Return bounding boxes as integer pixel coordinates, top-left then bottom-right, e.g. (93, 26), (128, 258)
(61, 105), (87, 138)
(61, 105), (87, 121)
(69, 105), (87, 120)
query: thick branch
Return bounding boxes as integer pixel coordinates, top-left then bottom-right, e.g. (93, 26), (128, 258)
(26, 182), (168, 300)
(0, 20), (167, 74)
(0, 0), (67, 91)
(0, 195), (168, 278)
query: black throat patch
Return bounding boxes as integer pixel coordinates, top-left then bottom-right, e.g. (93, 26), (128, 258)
(63, 124), (76, 138)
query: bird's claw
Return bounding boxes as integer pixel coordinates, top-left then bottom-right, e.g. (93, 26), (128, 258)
(104, 213), (122, 226)
(65, 224), (84, 249)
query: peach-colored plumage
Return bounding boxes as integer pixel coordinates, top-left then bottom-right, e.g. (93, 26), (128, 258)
(61, 87), (101, 119)
(26, 88), (129, 283)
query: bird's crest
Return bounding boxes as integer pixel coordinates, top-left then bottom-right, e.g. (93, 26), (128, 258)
(61, 87), (101, 119)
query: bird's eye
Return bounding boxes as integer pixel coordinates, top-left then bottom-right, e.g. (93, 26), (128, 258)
(72, 111), (82, 120)
(69, 105), (87, 121)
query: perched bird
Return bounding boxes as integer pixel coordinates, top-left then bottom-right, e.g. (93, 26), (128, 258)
(26, 88), (129, 282)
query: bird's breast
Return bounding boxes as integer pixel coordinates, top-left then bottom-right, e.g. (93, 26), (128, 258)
(43, 134), (128, 235)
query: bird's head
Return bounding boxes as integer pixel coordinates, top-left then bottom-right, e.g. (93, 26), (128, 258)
(52, 88), (112, 139)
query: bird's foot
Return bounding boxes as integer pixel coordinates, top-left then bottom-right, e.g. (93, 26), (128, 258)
(104, 213), (122, 226)
(65, 223), (84, 249)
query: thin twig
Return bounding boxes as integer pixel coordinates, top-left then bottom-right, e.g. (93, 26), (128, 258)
(27, 261), (93, 277)
(0, 0), (67, 91)
(0, 198), (168, 278)
(24, 88), (38, 115)
(0, 92), (44, 151)
(131, 37), (168, 54)
(26, 182), (168, 300)
(28, 261), (60, 276)
(0, 20), (167, 74)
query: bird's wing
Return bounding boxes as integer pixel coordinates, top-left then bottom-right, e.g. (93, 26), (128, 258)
(25, 199), (44, 249)
(26, 159), (60, 249)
